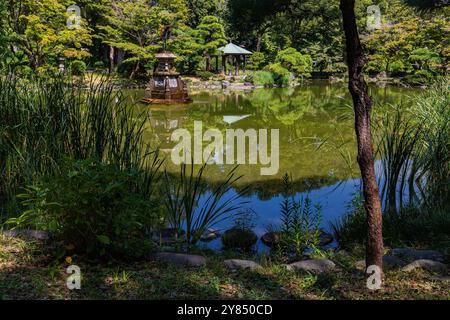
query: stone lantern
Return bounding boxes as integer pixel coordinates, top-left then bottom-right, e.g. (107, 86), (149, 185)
(141, 52), (192, 104)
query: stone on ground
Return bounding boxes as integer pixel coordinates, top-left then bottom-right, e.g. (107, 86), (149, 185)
(151, 228), (185, 244)
(260, 231), (282, 248)
(156, 252), (206, 267)
(401, 259), (447, 273)
(431, 275), (450, 282)
(224, 259), (262, 271)
(1, 229), (50, 240)
(383, 254), (407, 268)
(318, 230), (334, 246)
(355, 255), (406, 270)
(200, 229), (221, 242)
(390, 248), (443, 262)
(287, 259), (336, 274)
(222, 228), (257, 250)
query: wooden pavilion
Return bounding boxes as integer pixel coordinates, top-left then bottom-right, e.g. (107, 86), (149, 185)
(215, 42), (252, 76)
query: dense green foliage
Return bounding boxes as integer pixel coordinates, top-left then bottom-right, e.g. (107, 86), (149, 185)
(9, 159), (160, 259)
(251, 70), (275, 87)
(0, 75), (153, 204)
(0, 0), (447, 83)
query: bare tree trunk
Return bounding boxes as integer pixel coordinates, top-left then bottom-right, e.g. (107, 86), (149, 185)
(109, 45), (115, 74)
(130, 62), (140, 79)
(256, 24), (270, 52)
(340, 0), (384, 274)
(256, 33), (263, 52)
(206, 55), (211, 72)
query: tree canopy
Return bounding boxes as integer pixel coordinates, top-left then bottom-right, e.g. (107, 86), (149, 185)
(0, 0), (447, 79)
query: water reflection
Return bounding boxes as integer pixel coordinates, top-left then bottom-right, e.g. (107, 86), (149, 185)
(129, 81), (419, 248)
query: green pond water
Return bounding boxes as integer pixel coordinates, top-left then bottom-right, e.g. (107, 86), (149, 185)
(128, 81), (421, 250)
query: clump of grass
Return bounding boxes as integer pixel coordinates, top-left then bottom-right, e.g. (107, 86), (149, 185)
(330, 193), (366, 250)
(0, 73), (159, 220)
(163, 162), (248, 248)
(375, 104), (422, 212)
(271, 174), (322, 259)
(332, 193), (450, 249)
(375, 79), (449, 212)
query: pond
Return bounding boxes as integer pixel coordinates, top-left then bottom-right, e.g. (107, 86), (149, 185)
(129, 81), (420, 251)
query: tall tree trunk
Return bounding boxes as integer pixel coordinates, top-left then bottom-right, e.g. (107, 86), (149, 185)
(206, 55), (211, 72)
(130, 62), (140, 79)
(256, 32), (263, 52)
(340, 0), (384, 274)
(109, 45), (115, 74)
(25, 50), (39, 70)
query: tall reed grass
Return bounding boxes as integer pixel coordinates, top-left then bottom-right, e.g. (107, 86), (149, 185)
(332, 79), (449, 248)
(0, 74), (161, 220)
(163, 162), (248, 248)
(375, 80), (449, 212)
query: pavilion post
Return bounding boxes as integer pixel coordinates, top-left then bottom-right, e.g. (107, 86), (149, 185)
(223, 55), (226, 74)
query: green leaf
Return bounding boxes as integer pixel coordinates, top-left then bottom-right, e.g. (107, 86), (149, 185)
(97, 235), (111, 245)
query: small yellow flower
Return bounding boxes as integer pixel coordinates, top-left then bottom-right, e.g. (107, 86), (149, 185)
(66, 256), (73, 265)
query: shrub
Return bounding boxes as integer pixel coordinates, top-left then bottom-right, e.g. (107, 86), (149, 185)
(265, 63), (291, 86)
(390, 60), (411, 74)
(196, 70), (215, 80)
(94, 61), (106, 70)
(330, 193), (367, 249)
(408, 48), (441, 73)
(404, 70), (435, 86)
(275, 174), (322, 258)
(15, 65), (34, 77)
(251, 70), (275, 87)
(0, 75), (158, 218)
(247, 52), (267, 70)
(0, 75), (164, 259)
(275, 47), (313, 77)
(70, 60), (87, 75)
(365, 54), (386, 74)
(8, 159), (160, 260)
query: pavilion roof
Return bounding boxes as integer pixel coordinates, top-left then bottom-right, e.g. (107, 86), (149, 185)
(218, 42), (252, 55)
(155, 51), (177, 59)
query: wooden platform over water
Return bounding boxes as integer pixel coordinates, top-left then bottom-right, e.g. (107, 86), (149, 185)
(140, 98), (193, 105)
